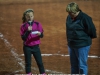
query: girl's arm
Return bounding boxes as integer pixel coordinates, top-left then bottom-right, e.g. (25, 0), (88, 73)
(21, 31), (31, 41)
(20, 25), (32, 41)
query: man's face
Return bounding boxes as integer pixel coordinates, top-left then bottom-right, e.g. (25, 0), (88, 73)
(68, 12), (76, 18)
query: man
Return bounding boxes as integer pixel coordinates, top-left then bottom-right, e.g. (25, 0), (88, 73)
(66, 2), (97, 75)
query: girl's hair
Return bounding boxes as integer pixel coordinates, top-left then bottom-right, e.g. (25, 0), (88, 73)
(66, 2), (80, 13)
(22, 9), (34, 23)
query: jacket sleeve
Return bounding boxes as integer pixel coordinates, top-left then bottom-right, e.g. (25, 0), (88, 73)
(38, 22), (44, 38)
(21, 31), (31, 41)
(39, 32), (44, 38)
(83, 16), (97, 39)
(20, 24), (31, 41)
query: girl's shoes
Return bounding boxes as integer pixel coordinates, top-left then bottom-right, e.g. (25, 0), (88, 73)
(27, 73), (46, 75)
(42, 73), (46, 75)
(27, 72), (32, 75)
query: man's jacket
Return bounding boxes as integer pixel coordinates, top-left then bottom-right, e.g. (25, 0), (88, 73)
(66, 11), (97, 48)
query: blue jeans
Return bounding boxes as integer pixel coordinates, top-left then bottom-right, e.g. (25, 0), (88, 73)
(68, 45), (91, 75)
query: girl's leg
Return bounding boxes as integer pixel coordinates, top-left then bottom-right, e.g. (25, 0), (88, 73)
(23, 46), (32, 74)
(32, 46), (45, 74)
(68, 46), (79, 74)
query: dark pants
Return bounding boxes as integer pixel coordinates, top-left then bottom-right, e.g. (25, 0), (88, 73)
(23, 45), (45, 74)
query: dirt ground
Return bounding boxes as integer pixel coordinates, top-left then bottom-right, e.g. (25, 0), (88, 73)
(0, 0), (100, 75)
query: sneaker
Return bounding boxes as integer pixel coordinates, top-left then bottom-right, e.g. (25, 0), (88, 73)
(27, 72), (32, 75)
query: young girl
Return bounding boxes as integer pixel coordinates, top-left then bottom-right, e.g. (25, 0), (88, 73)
(20, 9), (45, 75)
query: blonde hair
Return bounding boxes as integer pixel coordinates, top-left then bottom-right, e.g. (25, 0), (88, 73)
(66, 2), (80, 13)
(22, 9), (34, 23)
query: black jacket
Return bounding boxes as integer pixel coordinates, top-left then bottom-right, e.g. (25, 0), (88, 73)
(66, 11), (97, 48)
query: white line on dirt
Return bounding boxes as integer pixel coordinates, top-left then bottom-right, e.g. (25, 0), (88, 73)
(0, 32), (63, 74)
(0, 33), (24, 73)
(20, 54), (100, 58)
(1, 32), (99, 74)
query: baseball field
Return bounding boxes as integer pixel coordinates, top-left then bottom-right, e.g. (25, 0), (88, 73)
(0, 0), (100, 75)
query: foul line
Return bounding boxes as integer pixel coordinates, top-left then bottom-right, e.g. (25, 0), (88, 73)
(0, 32), (63, 74)
(19, 54), (100, 58)
(0, 32), (100, 74)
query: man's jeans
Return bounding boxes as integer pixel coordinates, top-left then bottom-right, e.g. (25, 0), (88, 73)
(68, 45), (91, 75)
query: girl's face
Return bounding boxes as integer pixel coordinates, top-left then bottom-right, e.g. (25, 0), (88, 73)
(25, 12), (34, 22)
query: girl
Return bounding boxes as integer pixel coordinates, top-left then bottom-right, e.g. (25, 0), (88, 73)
(20, 9), (45, 75)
